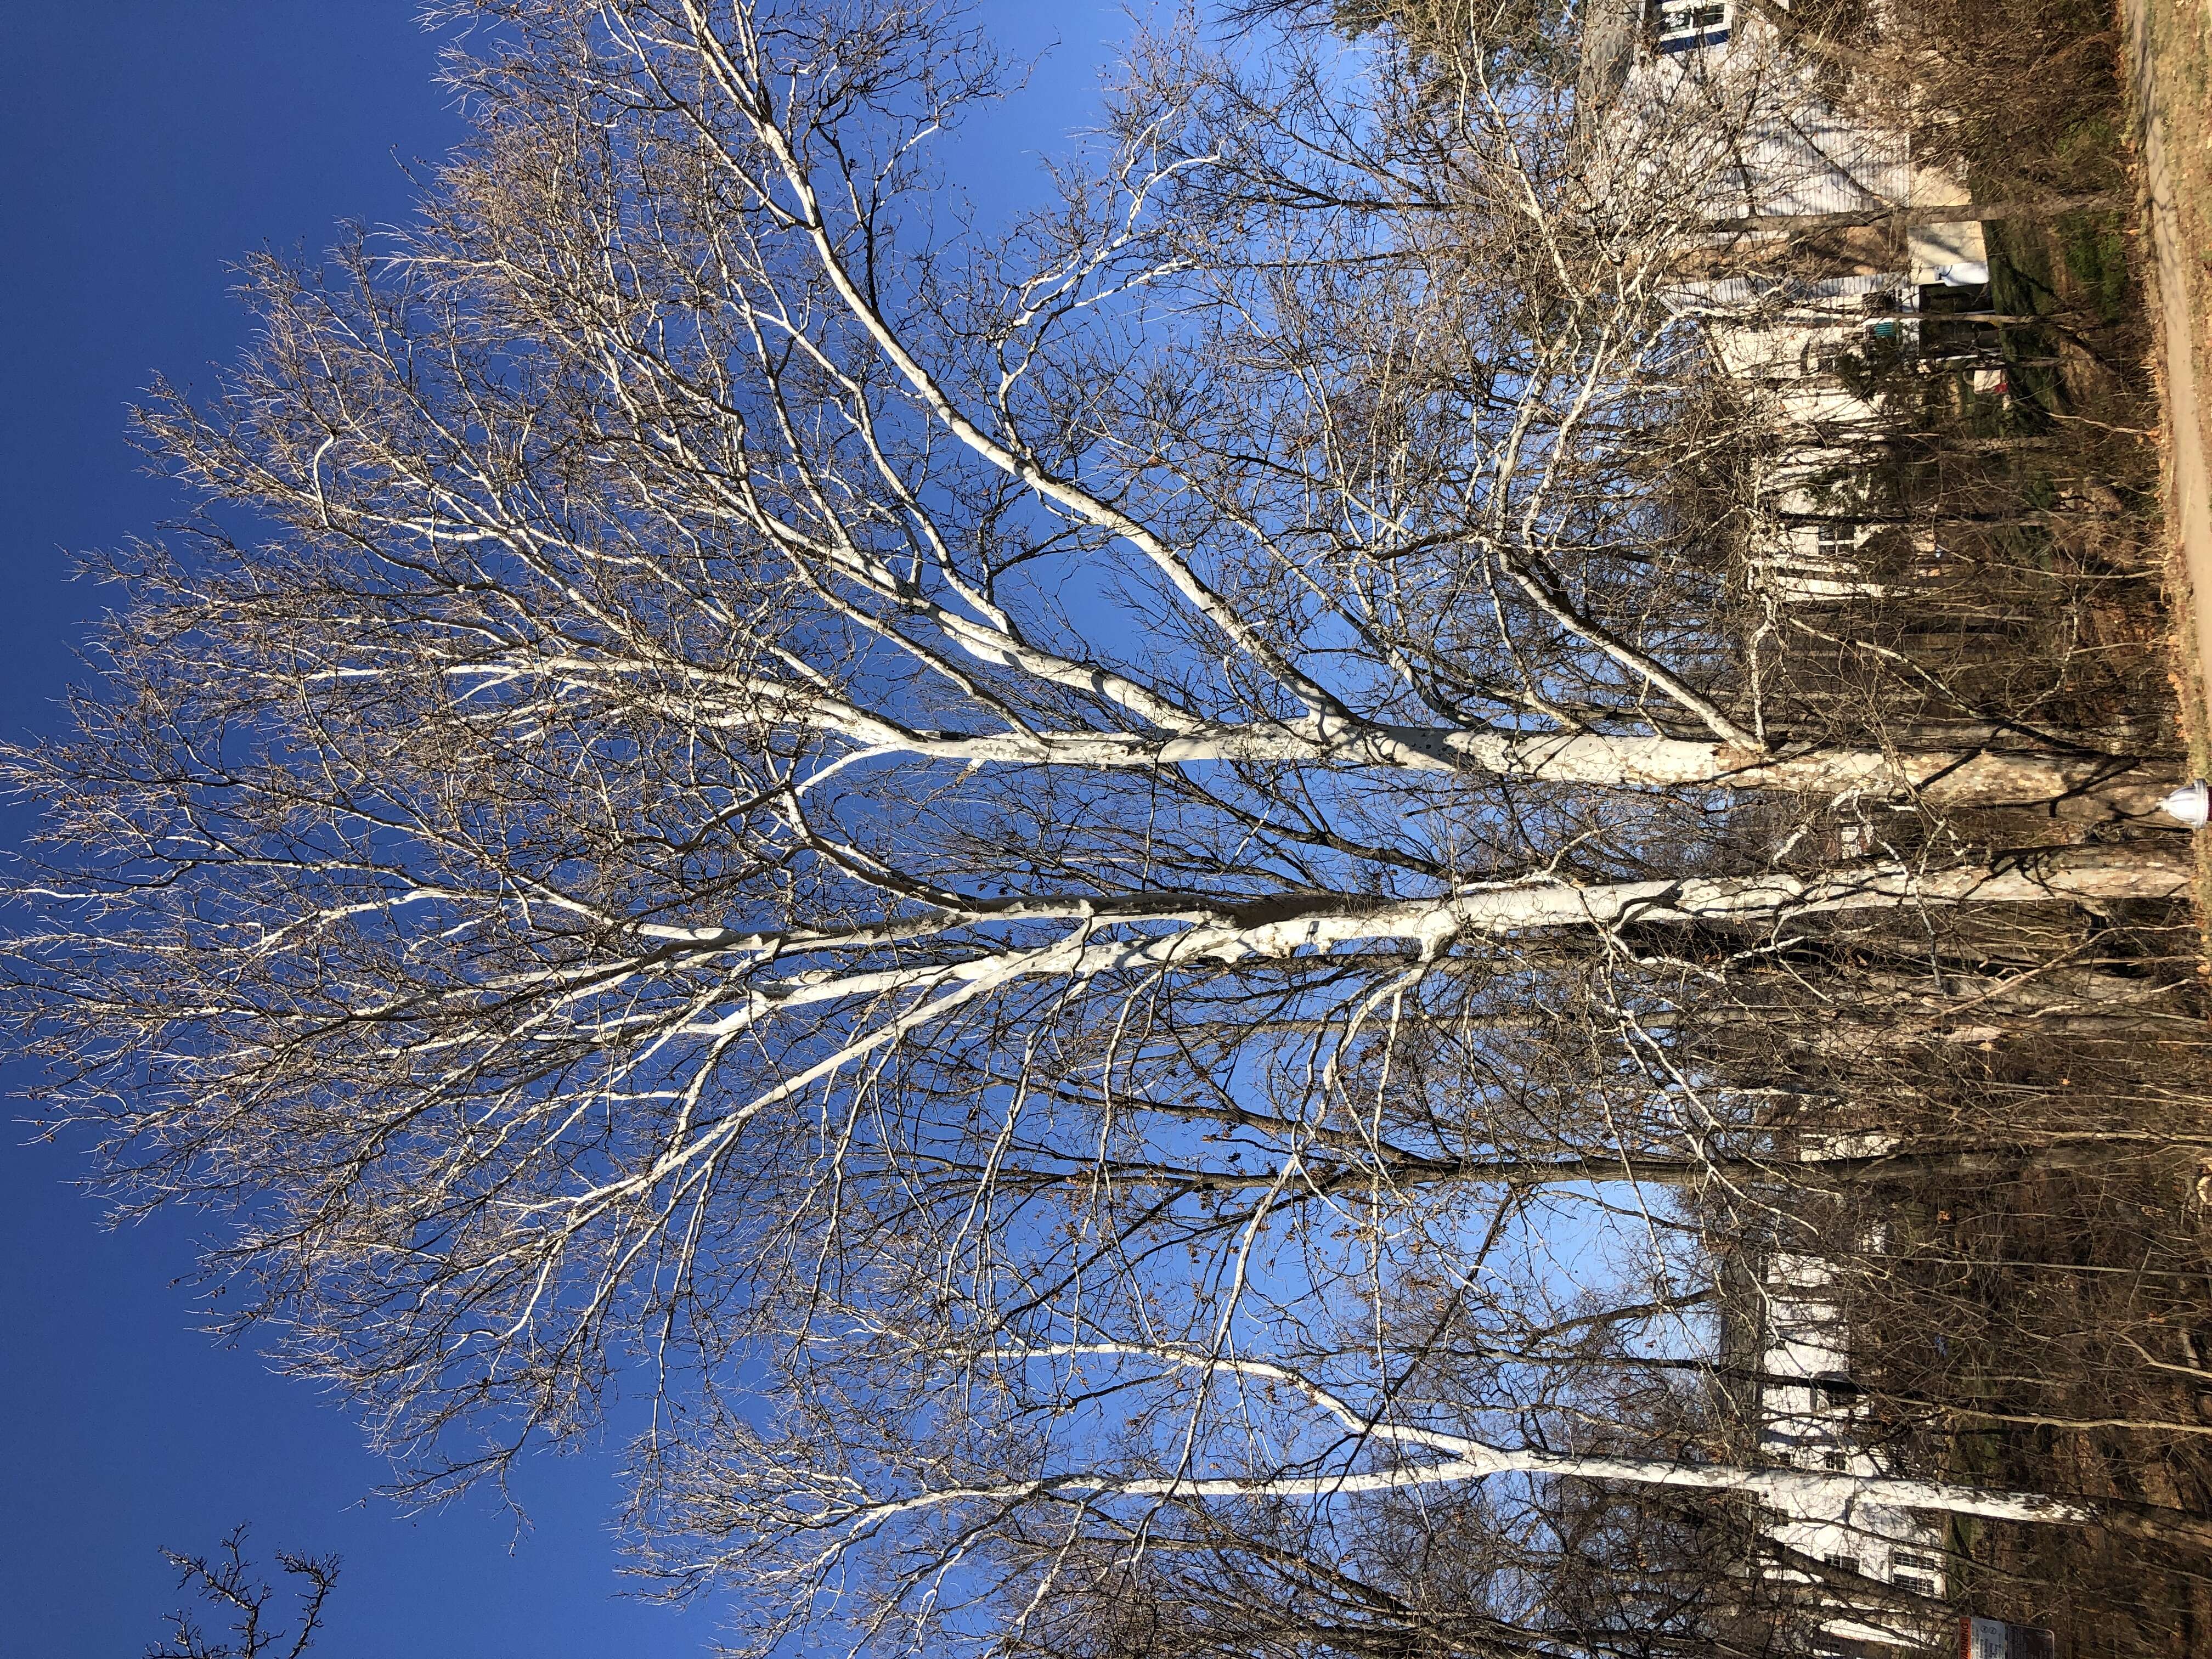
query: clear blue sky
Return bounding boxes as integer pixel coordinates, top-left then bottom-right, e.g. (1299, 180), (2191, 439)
(0, 5), (1121, 1653)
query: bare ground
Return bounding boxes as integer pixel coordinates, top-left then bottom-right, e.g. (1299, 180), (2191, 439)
(2126, 0), (2212, 914)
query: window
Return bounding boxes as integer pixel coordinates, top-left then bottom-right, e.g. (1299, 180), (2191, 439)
(1814, 1372), (1860, 1408)
(1823, 1448), (1850, 1471)
(1815, 522), (1859, 562)
(1826, 1552), (1859, 1575)
(1803, 341), (1850, 377)
(1656, 0), (1729, 49)
(1893, 1551), (1945, 1596)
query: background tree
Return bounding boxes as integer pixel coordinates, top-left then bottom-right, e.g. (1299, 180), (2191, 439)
(144, 1527), (341, 1659)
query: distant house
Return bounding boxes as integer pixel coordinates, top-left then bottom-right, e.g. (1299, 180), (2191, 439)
(1584, 0), (2004, 611)
(1738, 1248), (1951, 1655)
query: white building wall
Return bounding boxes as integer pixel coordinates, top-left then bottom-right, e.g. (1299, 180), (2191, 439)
(1755, 1251), (1951, 1651)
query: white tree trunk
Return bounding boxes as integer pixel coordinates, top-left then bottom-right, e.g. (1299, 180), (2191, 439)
(800, 706), (2172, 814)
(673, 843), (2190, 1023)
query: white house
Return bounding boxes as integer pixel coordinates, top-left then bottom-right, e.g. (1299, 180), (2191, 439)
(1752, 1249), (1951, 1655)
(1588, 0), (2004, 607)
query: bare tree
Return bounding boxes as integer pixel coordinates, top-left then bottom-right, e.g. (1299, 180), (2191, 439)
(5, 3), (2199, 1655)
(144, 1527), (340, 1659)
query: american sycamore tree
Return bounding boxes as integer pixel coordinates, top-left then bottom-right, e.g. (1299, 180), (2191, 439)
(12, 3), (2205, 1656)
